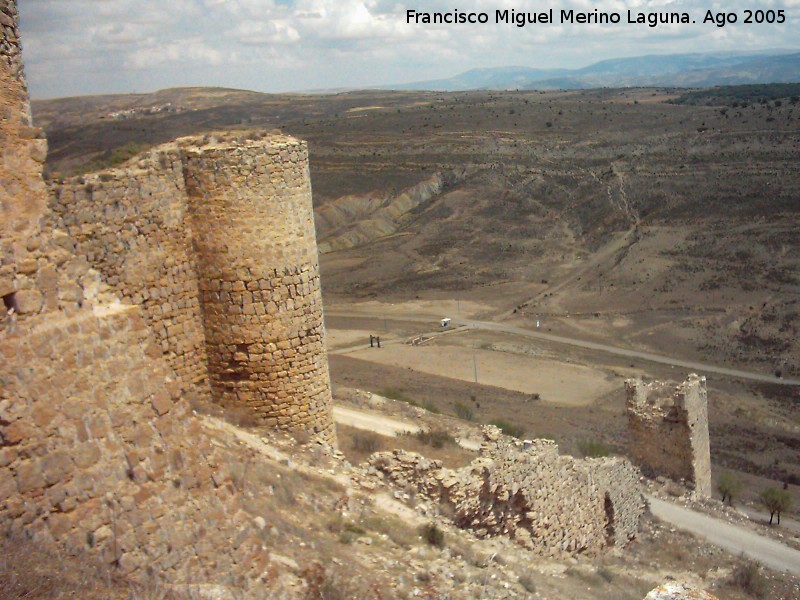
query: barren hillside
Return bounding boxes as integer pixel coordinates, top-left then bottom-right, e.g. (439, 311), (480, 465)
(33, 86), (800, 379)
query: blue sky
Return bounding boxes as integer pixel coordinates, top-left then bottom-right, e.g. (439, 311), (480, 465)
(18, 0), (800, 99)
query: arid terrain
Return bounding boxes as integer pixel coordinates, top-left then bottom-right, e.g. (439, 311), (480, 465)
(33, 83), (800, 485)
(19, 83), (800, 597)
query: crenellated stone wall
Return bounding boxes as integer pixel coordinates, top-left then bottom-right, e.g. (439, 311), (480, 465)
(184, 139), (335, 444)
(626, 374), (712, 497)
(370, 427), (645, 558)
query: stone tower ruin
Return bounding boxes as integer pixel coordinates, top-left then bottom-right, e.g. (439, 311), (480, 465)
(184, 140), (334, 439)
(625, 373), (711, 497)
(1, 0), (334, 444)
(1, 0), (337, 584)
(47, 135), (337, 444)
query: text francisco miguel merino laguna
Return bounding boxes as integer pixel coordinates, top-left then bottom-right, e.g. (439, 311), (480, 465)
(406, 8), (787, 27)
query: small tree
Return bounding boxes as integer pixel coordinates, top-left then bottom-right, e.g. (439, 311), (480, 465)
(717, 472), (743, 506)
(760, 487), (792, 525)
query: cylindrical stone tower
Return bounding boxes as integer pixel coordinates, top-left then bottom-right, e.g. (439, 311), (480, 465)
(183, 135), (335, 444)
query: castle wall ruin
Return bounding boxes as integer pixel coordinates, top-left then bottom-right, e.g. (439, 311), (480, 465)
(0, 1), (334, 589)
(370, 427), (645, 558)
(0, 0), (49, 303)
(51, 151), (210, 397)
(626, 373), (712, 497)
(49, 136), (335, 442)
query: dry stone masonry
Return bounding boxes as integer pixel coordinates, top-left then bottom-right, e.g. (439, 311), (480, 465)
(626, 373), (712, 497)
(370, 427), (645, 558)
(50, 135), (336, 443)
(52, 150), (210, 396)
(1, 1), (335, 590)
(0, 0), (49, 305)
(184, 139), (335, 443)
(48, 135), (335, 442)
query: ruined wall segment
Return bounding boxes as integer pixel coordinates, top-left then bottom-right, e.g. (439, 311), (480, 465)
(51, 151), (211, 397)
(626, 373), (712, 497)
(184, 136), (335, 443)
(0, 0), (49, 303)
(370, 427), (645, 557)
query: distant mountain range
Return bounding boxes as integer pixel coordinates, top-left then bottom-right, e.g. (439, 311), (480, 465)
(384, 51), (800, 91)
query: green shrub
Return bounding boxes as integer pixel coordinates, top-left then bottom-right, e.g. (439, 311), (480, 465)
(421, 400), (440, 414)
(577, 439), (611, 458)
(717, 472), (743, 505)
(490, 419), (525, 439)
(414, 429), (455, 449)
(760, 487), (792, 525)
(454, 402), (475, 421)
(378, 387), (411, 402)
(596, 565), (614, 582)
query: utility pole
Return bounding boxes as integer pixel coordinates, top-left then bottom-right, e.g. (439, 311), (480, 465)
(472, 346), (478, 383)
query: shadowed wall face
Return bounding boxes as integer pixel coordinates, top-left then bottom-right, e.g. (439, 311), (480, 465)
(184, 138), (335, 444)
(626, 374), (711, 497)
(0, 0), (48, 302)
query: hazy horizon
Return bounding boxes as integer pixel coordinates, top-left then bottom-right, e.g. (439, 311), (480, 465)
(18, 1), (800, 100)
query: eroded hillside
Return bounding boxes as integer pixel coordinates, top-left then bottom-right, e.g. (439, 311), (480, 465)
(33, 86), (800, 379)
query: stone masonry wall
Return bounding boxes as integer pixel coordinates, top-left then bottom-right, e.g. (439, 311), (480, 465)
(51, 151), (211, 397)
(370, 427), (644, 558)
(2, 3), (334, 591)
(626, 374), (712, 497)
(184, 138), (335, 444)
(0, 0), (49, 303)
(0, 304), (282, 591)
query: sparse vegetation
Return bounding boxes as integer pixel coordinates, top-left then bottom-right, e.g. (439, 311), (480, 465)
(518, 573), (537, 593)
(350, 431), (382, 454)
(671, 83), (800, 107)
(729, 561), (768, 598)
(577, 439), (612, 458)
(0, 532), (128, 600)
(717, 472), (743, 506)
(453, 402), (475, 421)
(378, 386), (411, 402)
(489, 419), (525, 439)
(420, 522), (445, 548)
(413, 428), (456, 448)
(759, 487), (792, 525)
(596, 565), (614, 583)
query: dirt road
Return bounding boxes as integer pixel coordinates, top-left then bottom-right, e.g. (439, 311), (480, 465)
(332, 405), (482, 450)
(332, 406), (420, 436)
(326, 310), (800, 386)
(648, 496), (800, 577)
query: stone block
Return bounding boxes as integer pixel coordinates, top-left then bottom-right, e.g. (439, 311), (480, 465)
(16, 460), (45, 493)
(150, 390), (173, 416)
(14, 288), (43, 314)
(41, 451), (75, 486)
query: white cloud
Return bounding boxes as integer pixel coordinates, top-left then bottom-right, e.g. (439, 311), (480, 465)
(16, 0), (800, 98)
(128, 38), (227, 69)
